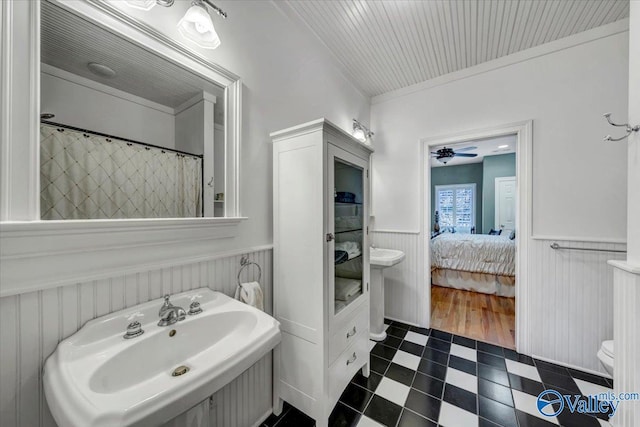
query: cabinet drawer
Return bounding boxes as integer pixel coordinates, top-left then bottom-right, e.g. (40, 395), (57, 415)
(329, 309), (368, 364)
(329, 336), (368, 406)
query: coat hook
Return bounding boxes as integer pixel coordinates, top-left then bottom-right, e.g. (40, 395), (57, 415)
(603, 112), (640, 142)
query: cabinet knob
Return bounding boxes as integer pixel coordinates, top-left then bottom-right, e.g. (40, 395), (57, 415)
(346, 326), (357, 338)
(326, 233), (335, 242)
(346, 352), (357, 365)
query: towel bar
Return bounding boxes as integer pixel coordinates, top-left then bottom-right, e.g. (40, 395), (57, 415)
(237, 256), (262, 285)
(550, 242), (626, 253)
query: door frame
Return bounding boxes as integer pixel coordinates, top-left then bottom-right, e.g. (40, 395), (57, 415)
(420, 120), (533, 353)
(495, 176), (517, 233)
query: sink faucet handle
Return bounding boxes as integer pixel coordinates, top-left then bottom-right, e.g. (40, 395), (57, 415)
(188, 301), (203, 315)
(124, 321), (144, 339)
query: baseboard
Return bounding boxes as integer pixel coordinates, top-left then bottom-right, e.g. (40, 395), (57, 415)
(384, 315), (423, 328)
(532, 354), (612, 379)
(251, 409), (274, 427)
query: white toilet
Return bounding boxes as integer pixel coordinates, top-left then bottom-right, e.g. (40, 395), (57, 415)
(597, 340), (614, 376)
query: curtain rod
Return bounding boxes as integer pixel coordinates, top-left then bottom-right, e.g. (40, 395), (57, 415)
(40, 120), (203, 159)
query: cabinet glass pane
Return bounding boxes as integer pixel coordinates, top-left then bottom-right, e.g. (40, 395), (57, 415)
(334, 159), (363, 315)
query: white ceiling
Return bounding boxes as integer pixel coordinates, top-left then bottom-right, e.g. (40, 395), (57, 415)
(430, 134), (516, 168)
(41, 1), (225, 121)
(282, 0), (629, 96)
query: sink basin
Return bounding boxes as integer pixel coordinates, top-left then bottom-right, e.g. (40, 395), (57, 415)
(370, 247), (406, 268)
(43, 288), (281, 427)
(369, 247), (405, 341)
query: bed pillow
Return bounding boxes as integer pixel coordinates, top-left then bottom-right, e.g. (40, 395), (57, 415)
(509, 230), (516, 240)
(488, 229), (502, 235)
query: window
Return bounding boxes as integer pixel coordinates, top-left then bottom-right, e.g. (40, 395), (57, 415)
(435, 184), (476, 228)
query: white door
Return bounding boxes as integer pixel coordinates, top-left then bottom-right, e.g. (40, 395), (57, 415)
(495, 177), (516, 235)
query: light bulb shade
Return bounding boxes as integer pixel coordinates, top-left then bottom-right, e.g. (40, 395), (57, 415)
(352, 127), (366, 142)
(178, 4), (221, 49)
(124, 0), (157, 11)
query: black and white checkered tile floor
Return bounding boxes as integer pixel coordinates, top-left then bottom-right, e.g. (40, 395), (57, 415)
(263, 320), (614, 427)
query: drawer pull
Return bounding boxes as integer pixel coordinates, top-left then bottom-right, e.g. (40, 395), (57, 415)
(346, 352), (357, 365)
(346, 326), (357, 338)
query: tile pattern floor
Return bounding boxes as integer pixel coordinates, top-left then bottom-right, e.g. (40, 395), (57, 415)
(262, 320), (614, 427)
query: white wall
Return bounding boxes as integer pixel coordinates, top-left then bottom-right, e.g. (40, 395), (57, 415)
(371, 30), (629, 240)
(175, 101), (205, 155)
(41, 67), (176, 148)
(370, 26), (629, 373)
(106, 0), (371, 251)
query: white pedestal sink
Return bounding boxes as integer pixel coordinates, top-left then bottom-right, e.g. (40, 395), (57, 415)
(43, 288), (281, 427)
(369, 247), (405, 341)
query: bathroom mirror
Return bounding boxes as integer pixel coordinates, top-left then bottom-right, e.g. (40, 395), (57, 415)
(39, 0), (235, 219)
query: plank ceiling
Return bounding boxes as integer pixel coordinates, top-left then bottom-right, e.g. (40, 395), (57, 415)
(283, 0), (630, 96)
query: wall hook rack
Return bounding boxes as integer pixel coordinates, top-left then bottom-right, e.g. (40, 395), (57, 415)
(603, 112), (639, 142)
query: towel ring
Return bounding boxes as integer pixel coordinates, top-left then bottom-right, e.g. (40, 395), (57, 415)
(237, 256), (262, 286)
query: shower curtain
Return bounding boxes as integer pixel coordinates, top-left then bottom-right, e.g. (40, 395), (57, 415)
(40, 124), (203, 220)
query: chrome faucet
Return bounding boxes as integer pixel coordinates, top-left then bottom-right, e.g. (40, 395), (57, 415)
(158, 294), (186, 327)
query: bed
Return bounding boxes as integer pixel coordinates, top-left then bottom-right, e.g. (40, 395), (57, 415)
(430, 233), (515, 297)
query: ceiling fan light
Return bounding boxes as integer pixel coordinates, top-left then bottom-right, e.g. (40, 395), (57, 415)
(178, 3), (221, 49)
(123, 0), (157, 11)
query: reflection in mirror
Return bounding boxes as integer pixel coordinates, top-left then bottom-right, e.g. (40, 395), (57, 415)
(40, 1), (226, 219)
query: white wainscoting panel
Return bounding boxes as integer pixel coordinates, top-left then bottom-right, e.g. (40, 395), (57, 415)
(0, 248), (273, 427)
(371, 231), (422, 326)
(612, 263), (640, 427)
(526, 238), (626, 374)
(373, 231), (626, 374)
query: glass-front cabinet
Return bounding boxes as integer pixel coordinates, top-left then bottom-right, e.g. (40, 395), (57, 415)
(330, 147), (367, 319)
(272, 119), (372, 426)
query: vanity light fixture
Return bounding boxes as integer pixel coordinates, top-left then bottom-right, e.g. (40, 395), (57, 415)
(178, 0), (227, 50)
(352, 119), (374, 143)
(124, 0), (227, 50)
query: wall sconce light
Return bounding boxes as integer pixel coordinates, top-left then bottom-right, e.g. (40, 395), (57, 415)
(124, 0), (227, 50)
(352, 119), (374, 143)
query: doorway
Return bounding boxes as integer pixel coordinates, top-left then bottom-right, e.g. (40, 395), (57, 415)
(420, 121), (532, 353)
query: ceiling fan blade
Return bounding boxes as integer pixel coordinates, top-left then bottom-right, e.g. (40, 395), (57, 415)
(454, 153), (478, 157)
(454, 146), (477, 152)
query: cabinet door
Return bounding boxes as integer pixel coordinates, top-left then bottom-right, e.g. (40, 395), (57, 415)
(327, 144), (369, 324)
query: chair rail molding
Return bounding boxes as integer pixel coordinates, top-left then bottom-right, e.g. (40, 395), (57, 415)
(0, 219), (257, 297)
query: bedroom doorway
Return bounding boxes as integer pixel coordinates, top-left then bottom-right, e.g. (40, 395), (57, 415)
(421, 122), (532, 352)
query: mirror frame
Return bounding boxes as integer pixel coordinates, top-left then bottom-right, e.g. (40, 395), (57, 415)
(0, 0), (246, 296)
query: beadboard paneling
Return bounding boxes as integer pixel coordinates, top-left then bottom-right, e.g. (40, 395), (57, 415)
(612, 264), (640, 427)
(210, 354), (272, 427)
(371, 231), (423, 326)
(0, 248), (273, 427)
(373, 231), (626, 373)
(529, 238), (626, 374)
(282, 0), (629, 96)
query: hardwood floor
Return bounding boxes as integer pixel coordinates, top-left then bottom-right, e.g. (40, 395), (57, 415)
(430, 285), (515, 349)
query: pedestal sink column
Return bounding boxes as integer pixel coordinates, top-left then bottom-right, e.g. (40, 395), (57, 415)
(370, 267), (387, 341)
(369, 247), (405, 342)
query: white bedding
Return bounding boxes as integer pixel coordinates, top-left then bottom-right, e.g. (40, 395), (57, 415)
(431, 233), (515, 276)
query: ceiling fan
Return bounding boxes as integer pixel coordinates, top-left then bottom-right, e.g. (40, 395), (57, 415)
(431, 146), (478, 164)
